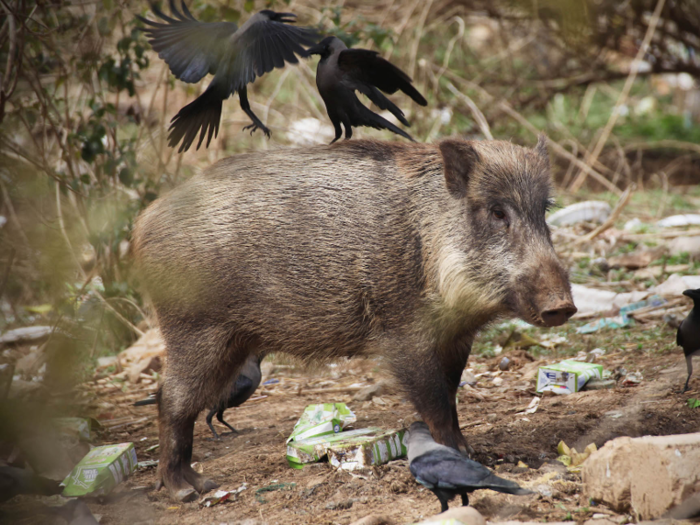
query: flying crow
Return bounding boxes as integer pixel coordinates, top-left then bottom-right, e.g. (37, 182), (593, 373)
(137, 0), (317, 152)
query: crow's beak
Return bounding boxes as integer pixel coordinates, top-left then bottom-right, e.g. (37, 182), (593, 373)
(275, 12), (297, 23)
(306, 43), (324, 55)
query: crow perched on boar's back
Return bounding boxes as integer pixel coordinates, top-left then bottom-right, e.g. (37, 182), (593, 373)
(137, 0), (318, 152)
(306, 36), (427, 143)
(408, 422), (533, 512)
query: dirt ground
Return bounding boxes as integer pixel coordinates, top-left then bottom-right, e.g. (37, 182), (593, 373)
(5, 322), (700, 525)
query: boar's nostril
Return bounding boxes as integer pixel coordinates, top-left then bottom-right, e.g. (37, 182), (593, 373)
(541, 304), (577, 327)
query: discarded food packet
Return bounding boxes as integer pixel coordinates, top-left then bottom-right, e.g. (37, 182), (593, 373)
(54, 418), (92, 442)
(328, 428), (407, 471)
(200, 484), (246, 507)
(61, 443), (137, 496)
(287, 403), (356, 443)
(536, 360), (603, 395)
(286, 428), (379, 468)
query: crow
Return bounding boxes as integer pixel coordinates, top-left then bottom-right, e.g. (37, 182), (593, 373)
(0, 466), (62, 503)
(306, 36), (427, 143)
(408, 421), (532, 513)
(678, 288), (700, 393)
(137, 0), (318, 152)
(134, 355), (262, 440)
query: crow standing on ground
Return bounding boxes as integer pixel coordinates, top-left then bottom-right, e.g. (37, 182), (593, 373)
(678, 288), (700, 393)
(135, 355), (262, 440)
(306, 36), (428, 143)
(408, 422), (532, 513)
(137, 0), (317, 152)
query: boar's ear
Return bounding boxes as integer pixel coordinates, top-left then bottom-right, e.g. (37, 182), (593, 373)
(438, 140), (479, 198)
(536, 134), (550, 166)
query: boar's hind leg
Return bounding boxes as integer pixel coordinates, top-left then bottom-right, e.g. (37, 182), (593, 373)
(156, 324), (251, 502)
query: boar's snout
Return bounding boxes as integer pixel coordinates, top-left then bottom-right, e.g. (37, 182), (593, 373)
(517, 256), (577, 327)
(540, 301), (577, 327)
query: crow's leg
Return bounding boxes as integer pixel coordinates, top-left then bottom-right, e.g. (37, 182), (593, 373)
(341, 114), (353, 140)
(239, 88), (271, 138)
(432, 490), (450, 513)
(216, 409), (238, 434)
(206, 408), (220, 440)
(682, 355), (693, 393)
(329, 118), (343, 145)
(461, 493), (470, 507)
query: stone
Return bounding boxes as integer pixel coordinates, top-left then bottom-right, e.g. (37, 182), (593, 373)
(0, 326), (52, 345)
(419, 506), (485, 525)
(348, 516), (394, 525)
(667, 235), (700, 257)
(583, 433), (700, 520)
(353, 380), (388, 402)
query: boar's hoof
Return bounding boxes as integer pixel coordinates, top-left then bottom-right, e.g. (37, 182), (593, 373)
(183, 467), (219, 494)
(174, 487), (198, 503)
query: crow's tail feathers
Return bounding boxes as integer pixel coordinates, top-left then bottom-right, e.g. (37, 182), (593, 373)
(168, 87), (223, 153)
(353, 103), (414, 142)
(482, 473), (534, 496)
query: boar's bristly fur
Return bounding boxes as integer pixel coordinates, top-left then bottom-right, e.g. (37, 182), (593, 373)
(132, 137), (576, 501)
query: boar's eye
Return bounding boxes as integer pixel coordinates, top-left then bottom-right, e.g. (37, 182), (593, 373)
(492, 209), (507, 221)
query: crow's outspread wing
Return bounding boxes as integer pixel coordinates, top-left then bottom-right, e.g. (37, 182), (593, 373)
(230, 14), (318, 92)
(337, 49), (428, 106)
(137, 0), (238, 84)
(410, 450), (531, 495)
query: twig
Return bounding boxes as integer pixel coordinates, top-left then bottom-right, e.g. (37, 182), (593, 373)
(569, 0), (667, 193)
(445, 80), (493, 139)
(575, 184), (634, 244)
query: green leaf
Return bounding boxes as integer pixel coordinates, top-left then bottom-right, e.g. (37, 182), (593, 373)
(688, 398), (700, 409)
(244, 0), (254, 13)
(25, 304), (53, 314)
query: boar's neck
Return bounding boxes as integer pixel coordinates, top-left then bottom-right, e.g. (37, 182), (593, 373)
(404, 159), (506, 342)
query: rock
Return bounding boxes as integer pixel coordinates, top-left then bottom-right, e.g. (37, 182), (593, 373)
(583, 433), (700, 520)
(461, 369), (478, 387)
(547, 201), (611, 227)
(0, 326), (52, 345)
(667, 235), (700, 257)
(349, 516), (394, 525)
(325, 500), (353, 510)
(353, 380), (389, 402)
(498, 357), (511, 371)
(419, 505), (485, 525)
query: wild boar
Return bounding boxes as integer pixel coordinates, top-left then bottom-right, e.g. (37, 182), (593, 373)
(132, 136), (576, 501)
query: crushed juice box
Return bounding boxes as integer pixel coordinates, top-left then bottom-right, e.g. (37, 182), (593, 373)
(287, 403), (356, 444)
(286, 428), (379, 468)
(327, 428), (407, 471)
(536, 360), (603, 394)
(61, 443), (137, 496)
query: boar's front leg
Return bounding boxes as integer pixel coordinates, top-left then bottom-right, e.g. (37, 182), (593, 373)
(393, 339), (470, 453)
